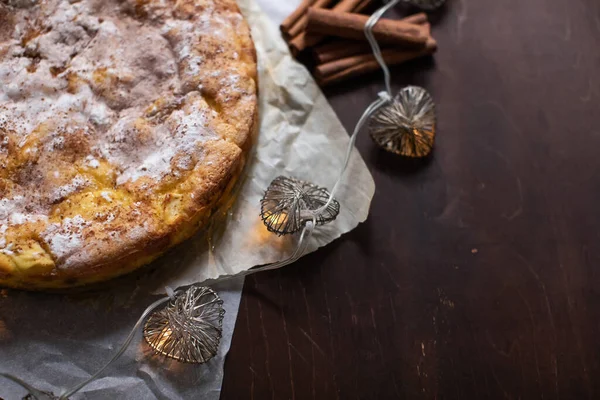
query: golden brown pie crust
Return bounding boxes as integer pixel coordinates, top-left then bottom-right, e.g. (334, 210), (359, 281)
(0, 0), (257, 289)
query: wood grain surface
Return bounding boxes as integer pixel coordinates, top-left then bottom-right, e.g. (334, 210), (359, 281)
(222, 0), (600, 398)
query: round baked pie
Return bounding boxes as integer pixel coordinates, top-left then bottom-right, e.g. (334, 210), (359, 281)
(0, 0), (258, 289)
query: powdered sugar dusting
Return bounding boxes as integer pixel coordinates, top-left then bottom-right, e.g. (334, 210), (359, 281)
(1, 243), (15, 256)
(0, 197), (25, 221)
(9, 213), (48, 225)
(85, 155), (100, 169)
(101, 93), (218, 185)
(50, 176), (91, 203)
(41, 215), (91, 263)
(0, 196), (47, 225)
(100, 191), (112, 203)
(127, 223), (149, 242)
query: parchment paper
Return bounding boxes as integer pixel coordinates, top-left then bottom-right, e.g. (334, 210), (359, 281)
(0, 0), (375, 398)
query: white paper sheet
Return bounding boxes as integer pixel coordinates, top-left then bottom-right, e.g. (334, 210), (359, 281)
(254, 0), (299, 25)
(0, 0), (375, 398)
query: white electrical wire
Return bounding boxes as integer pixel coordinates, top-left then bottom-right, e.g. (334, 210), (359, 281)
(365, 0), (401, 96)
(312, 0), (400, 216)
(58, 293), (180, 399)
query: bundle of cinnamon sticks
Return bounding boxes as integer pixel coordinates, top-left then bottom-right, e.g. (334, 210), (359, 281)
(280, 0), (437, 87)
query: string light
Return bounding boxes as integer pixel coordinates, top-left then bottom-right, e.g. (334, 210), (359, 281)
(143, 287), (225, 364)
(369, 86), (436, 157)
(260, 176), (340, 236)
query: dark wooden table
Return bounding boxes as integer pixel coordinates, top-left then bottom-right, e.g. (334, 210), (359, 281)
(222, 0), (600, 398)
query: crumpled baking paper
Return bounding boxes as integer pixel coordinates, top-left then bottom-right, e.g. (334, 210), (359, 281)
(0, 0), (375, 398)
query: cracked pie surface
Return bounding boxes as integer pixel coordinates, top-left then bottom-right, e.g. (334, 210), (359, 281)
(0, 0), (257, 289)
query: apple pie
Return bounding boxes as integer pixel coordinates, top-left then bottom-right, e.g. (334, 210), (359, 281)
(0, 0), (258, 289)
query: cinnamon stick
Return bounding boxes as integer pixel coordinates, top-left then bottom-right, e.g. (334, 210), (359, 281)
(289, 32), (319, 56)
(317, 46), (437, 87)
(280, 0), (317, 39)
(306, 8), (428, 47)
(288, 0), (376, 55)
(315, 37), (436, 78)
(333, 0), (368, 12)
(354, 0), (376, 13)
(313, 35), (432, 65)
(400, 12), (429, 25)
(313, 13), (430, 64)
(286, 0), (335, 40)
(313, 41), (372, 64)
